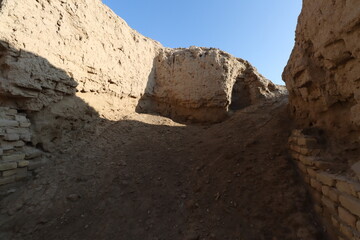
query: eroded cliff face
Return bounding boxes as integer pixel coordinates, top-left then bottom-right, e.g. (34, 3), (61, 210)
(283, 0), (360, 159)
(138, 47), (286, 122)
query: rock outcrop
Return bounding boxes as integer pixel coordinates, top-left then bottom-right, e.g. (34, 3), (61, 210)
(283, 0), (360, 160)
(138, 47), (286, 122)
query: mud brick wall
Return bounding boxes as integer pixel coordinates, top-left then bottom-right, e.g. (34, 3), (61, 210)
(0, 107), (44, 187)
(289, 130), (360, 240)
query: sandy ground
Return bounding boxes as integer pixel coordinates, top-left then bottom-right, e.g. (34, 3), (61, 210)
(0, 98), (326, 240)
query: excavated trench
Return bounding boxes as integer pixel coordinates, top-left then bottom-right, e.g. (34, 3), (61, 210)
(0, 97), (325, 240)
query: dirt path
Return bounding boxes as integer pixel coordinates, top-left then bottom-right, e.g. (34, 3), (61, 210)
(0, 98), (324, 240)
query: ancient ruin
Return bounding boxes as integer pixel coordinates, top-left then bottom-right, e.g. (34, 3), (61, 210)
(0, 0), (359, 239)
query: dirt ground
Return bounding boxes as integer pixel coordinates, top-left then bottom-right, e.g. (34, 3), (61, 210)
(0, 98), (326, 240)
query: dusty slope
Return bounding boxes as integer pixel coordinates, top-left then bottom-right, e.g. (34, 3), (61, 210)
(0, 98), (324, 240)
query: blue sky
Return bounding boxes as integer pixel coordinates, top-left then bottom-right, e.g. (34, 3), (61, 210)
(102, 0), (302, 85)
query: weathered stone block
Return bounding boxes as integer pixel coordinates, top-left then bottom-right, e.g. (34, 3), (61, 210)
(0, 120), (19, 127)
(336, 178), (360, 198)
(13, 140), (25, 147)
(6, 109), (17, 115)
(0, 176), (16, 186)
(314, 161), (333, 170)
(18, 160), (29, 167)
(328, 188), (340, 203)
(310, 178), (322, 192)
(20, 132), (31, 142)
(322, 196), (337, 214)
(15, 167), (28, 181)
(23, 146), (43, 159)
(317, 172), (336, 187)
(307, 168), (317, 178)
(0, 162), (17, 171)
(19, 122), (31, 128)
(15, 115), (27, 123)
(322, 185), (330, 196)
(2, 168), (17, 177)
(340, 223), (354, 239)
(339, 194), (360, 218)
(4, 133), (20, 141)
(339, 206), (357, 227)
(298, 155), (316, 166)
(297, 136), (318, 148)
(2, 153), (25, 162)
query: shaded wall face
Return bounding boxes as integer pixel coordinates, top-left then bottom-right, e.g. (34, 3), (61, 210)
(0, 0), (161, 112)
(283, 0), (360, 145)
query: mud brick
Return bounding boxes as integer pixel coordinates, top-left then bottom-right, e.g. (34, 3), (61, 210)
(2, 153), (25, 162)
(322, 196), (337, 214)
(317, 172), (336, 187)
(4, 133), (20, 141)
(339, 193), (360, 217)
(0, 120), (19, 127)
(0, 162), (17, 171)
(339, 206), (357, 227)
(15, 115), (27, 122)
(0, 176), (15, 185)
(18, 160), (29, 167)
(1, 168), (17, 177)
(310, 178), (323, 192)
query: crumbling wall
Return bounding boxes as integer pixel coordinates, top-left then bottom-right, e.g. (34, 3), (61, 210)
(0, 107), (43, 186)
(289, 129), (360, 240)
(0, 0), (161, 111)
(0, 0), (162, 152)
(138, 47), (286, 122)
(283, 0), (360, 158)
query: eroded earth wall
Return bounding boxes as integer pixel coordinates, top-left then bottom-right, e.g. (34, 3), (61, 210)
(283, 0), (360, 156)
(0, 0), (162, 111)
(139, 47), (286, 122)
(0, 0), (285, 186)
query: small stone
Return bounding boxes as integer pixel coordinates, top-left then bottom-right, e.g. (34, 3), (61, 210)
(18, 160), (29, 167)
(23, 146), (43, 159)
(15, 115), (28, 123)
(67, 194), (81, 202)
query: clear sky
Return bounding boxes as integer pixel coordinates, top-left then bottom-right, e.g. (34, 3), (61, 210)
(102, 0), (302, 85)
